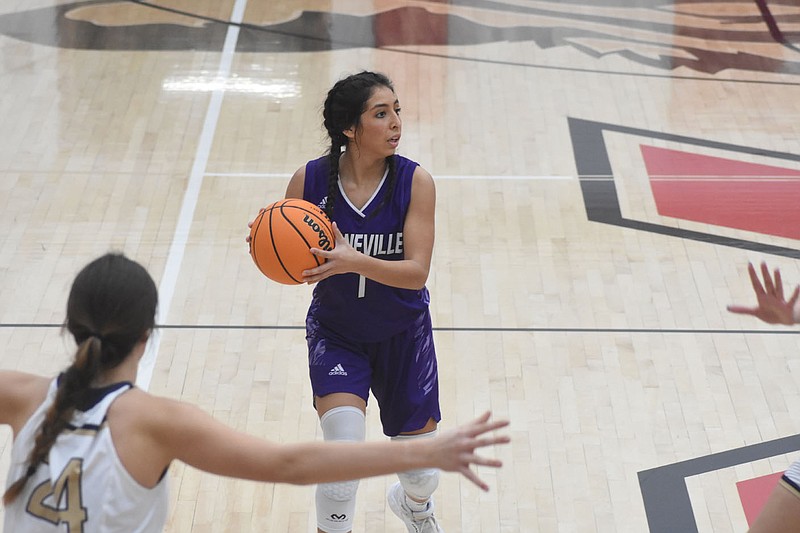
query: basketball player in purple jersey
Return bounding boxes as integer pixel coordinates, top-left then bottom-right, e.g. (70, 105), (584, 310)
(285, 71), (443, 533)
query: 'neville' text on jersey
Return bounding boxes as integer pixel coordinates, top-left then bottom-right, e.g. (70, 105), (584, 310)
(346, 232), (403, 256)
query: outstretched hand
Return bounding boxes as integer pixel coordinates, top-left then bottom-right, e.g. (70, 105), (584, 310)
(429, 411), (510, 491)
(727, 262), (799, 325)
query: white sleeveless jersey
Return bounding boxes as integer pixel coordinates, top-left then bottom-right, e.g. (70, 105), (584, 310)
(4, 379), (169, 532)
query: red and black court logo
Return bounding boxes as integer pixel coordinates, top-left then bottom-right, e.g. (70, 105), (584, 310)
(568, 117), (800, 259)
(568, 117), (800, 531)
(1, 1), (798, 78)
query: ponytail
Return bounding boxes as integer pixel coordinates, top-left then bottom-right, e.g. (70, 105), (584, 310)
(3, 336), (103, 505)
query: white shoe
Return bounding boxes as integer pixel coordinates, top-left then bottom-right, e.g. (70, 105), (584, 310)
(387, 482), (444, 533)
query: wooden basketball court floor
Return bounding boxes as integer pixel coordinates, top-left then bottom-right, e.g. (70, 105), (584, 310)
(1, 1), (800, 531)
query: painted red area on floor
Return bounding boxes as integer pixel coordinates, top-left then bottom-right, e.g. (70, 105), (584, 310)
(641, 145), (800, 240)
(736, 471), (783, 526)
(641, 145), (800, 177)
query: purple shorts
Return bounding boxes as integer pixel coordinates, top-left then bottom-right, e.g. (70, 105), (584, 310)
(306, 309), (441, 437)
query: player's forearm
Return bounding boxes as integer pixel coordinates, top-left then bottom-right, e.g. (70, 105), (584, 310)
(269, 440), (425, 485)
(354, 253), (429, 290)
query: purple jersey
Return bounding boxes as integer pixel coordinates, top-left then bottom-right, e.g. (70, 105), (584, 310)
(303, 154), (430, 342)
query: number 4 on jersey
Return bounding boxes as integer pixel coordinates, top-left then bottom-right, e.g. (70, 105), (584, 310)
(27, 458), (88, 532)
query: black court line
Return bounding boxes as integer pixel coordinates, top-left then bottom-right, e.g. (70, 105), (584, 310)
(640, 434), (800, 533)
(568, 117), (800, 260)
(1, 323), (797, 335)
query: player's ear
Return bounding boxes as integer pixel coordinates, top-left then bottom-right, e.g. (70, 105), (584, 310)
(343, 126), (355, 140)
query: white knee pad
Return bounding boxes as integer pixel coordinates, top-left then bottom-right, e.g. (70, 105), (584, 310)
(391, 430), (441, 501)
(316, 406), (366, 533)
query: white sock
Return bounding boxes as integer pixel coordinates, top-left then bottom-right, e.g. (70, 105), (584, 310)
(405, 494), (429, 512)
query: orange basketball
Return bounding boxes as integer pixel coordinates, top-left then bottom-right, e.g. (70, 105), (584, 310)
(249, 199), (335, 285)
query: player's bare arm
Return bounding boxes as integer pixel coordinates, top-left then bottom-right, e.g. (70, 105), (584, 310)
(285, 165), (306, 199)
(134, 397), (507, 489)
(0, 371), (49, 435)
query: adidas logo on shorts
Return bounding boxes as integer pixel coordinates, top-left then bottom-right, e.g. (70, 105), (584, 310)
(328, 364), (348, 376)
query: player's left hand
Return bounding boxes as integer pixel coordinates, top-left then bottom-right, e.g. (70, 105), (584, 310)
(302, 223), (362, 283)
(727, 262), (799, 325)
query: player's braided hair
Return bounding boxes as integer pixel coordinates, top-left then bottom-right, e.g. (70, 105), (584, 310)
(2, 253), (157, 506)
(322, 71), (398, 219)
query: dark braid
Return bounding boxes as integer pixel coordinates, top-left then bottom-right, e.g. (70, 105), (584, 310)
(364, 154), (397, 222)
(321, 71), (395, 219)
(325, 139), (343, 220)
(3, 253), (157, 506)
(3, 337), (103, 504)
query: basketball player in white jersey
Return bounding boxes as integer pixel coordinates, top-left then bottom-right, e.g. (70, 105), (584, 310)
(728, 261), (800, 532)
(0, 253), (508, 532)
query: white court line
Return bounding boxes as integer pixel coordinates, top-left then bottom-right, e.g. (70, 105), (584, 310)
(206, 172), (574, 180)
(648, 176), (800, 181)
(207, 172), (293, 178)
(136, 0), (248, 390)
(435, 174), (572, 180)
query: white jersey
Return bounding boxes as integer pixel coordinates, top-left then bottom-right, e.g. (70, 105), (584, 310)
(4, 379), (169, 532)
